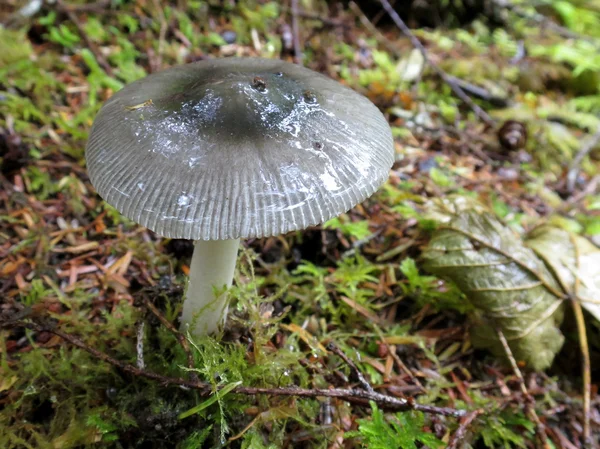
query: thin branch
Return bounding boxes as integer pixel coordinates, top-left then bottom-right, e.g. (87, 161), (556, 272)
(280, 6), (345, 28)
(571, 299), (592, 446)
(446, 75), (509, 107)
(290, 0), (303, 65)
(570, 232), (592, 446)
(349, 1), (400, 57)
(141, 296), (198, 383)
(149, 0), (167, 72)
(56, 0), (111, 13)
(497, 329), (550, 449)
(566, 126), (600, 194)
(446, 409), (483, 449)
(492, 0), (599, 45)
(352, 0), (499, 107)
(56, 0), (114, 76)
(377, 0), (496, 128)
(373, 325), (425, 392)
(341, 230), (383, 259)
(4, 319), (466, 418)
(554, 175), (599, 215)
(327, 342), (375, 394)
(136, 321), (145, 370)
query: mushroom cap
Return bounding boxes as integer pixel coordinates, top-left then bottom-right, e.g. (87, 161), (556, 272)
(86, 57), (394, 240)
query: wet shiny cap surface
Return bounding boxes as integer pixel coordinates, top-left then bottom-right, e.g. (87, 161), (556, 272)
(86, 57), (395, 240)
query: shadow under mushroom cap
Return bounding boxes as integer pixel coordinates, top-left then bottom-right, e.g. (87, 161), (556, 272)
(86, 57), (395, 240)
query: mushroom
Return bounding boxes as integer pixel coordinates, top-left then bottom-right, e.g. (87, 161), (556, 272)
(86, 57), (394, 335)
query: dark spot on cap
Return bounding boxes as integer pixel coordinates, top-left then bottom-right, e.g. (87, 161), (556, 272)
(252, 76), (267, 92)
(313, 141), (323, 150)
(303, 90), (317, 104)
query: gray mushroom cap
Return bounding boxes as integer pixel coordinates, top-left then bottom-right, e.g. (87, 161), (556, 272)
(86, 57), (395, 240)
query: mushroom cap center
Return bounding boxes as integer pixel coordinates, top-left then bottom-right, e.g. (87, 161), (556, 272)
(86, 58), (395, 240)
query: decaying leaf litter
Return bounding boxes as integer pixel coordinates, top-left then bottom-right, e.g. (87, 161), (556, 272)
(1, 0), (600, 448)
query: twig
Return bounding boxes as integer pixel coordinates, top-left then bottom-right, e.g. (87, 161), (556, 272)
(446, 75), (509, 107)
(341, 230), (383, 259)
(377, 0), (496, 128)
(56, 0), (111, 13)
(566, 126), (600, 194)
(290, 0), (303, 65)
(57, 0), (114, 76)
(509, 40), (526, 64)
(8, 319), (193, 386)
(280, 6), (345, 27)
(4, 319), (466, 418)
(237, 385), (462, 416)
(372, 325), (425, 391)
(390, 345), (425, 390)
(327, 342), (375, 394)
(492, 0), (599, 45)
(497, 329), (550, 449)
(571, 300), (592, 446)
(372, 0), (396, 26)
(150, 0), (167, 72)
(349, 1), (400, 57)
(136, 321), (145, 370)
(141, 296), (198, 383)
(557, 176), (599, 215)
(446, 409), (483, 449)
(548, 427), (580, 449)
(570, 232), (592, 446)
(348, 1), (496, 103)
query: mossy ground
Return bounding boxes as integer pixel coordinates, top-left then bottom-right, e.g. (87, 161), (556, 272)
(1, 1), (600, 448)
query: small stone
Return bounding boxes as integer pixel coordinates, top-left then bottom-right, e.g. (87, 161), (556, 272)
(497, 167), (519, 180)
(221, 30), (237, 44)
(418, 157), (437, 173)
(515, 149), (532, 163)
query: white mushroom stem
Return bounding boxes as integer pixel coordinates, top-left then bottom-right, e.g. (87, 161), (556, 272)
(180, 238), (240, 335)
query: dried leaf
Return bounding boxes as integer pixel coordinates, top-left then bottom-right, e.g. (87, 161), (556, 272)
(422, 210), (565, 370)
(281, 323), (328, 354)
(526, 226), (600, 321)
(229, 405), (297, 441)
(396, 48), (425, 82)
(422, 195), (490, 225)
(0, 374), (18, 392)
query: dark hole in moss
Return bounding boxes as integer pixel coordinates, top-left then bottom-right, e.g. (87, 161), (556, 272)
(27, 398), (55, 424)
(287, 229), (342, 270)
(165, 239), (194, 259)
